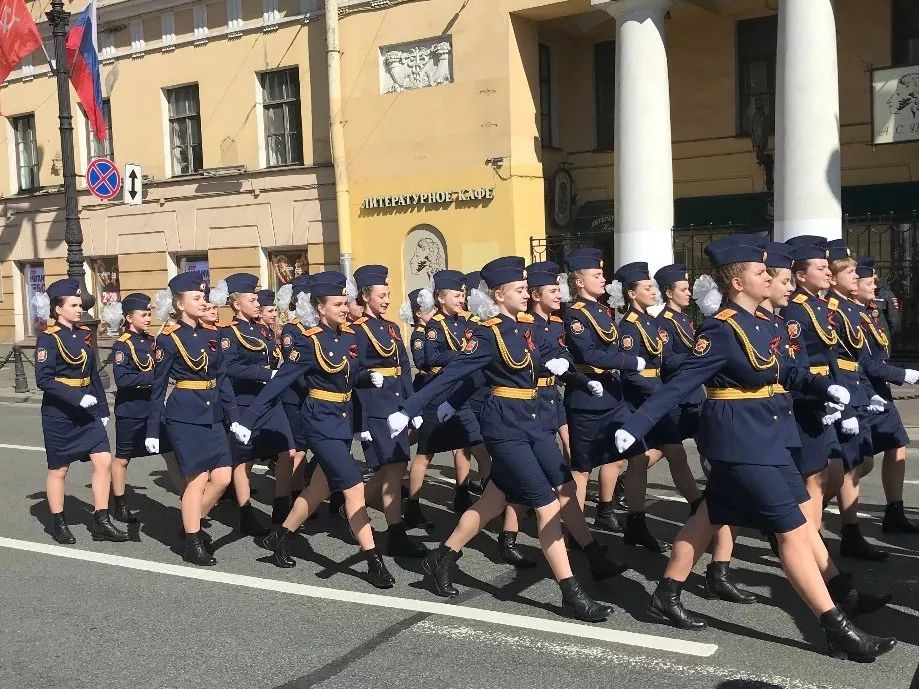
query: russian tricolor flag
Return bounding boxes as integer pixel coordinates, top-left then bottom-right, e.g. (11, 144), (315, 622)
(66, 0), (107, 141)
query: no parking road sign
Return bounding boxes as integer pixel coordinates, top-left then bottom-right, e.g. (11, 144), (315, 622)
(86, 157), (121, 201)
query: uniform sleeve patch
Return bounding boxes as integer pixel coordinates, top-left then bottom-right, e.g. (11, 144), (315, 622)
(658, 329), (669, 344)
(621, 336), (634, 350)
(463, 338), (478, 354)
(289, 350), (300, 362)
(221, 337), (230, 350)
(413, 339), (423, 350)
(114, 351), (125, 364)
(786, 321), (801, 339)
(570, 321), (584, 335)
(427, 329), (437, 340)
(693, 336), (711, 357)
(283, 334), (292, 347)
(36, 348), (47, 362)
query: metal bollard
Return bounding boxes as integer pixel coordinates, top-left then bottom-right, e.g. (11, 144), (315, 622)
(12, 346), (29, 393)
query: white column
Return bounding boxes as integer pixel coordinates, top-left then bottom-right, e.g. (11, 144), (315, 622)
(774, 0), (841, 241)
(593, 0), (675, 274)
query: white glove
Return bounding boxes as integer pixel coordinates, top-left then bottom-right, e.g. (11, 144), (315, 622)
(826, 385), (850, 406)
(370, 372), (384, 388)
(387, 412), (410, 438)
(614, 429), (636, 454)
(145, 438), (160, 454)
(822, 411), (842, 426)
(411, 416), (423, 430)
(79, 395), (98, 409)
(587, 380), (603, 397)
(271, 369), (278, 378)
(359, 430), (373, 442)
(840, 417), (859, 436)
(904, 369), (919, 385)
(544, 358), (570, 376)
(437, 401), (456, 423)
(101, 417), (109, 428)
(867, 395), (887, 414)
(230, 422), (251, 445)
(635, 356), (646, 372)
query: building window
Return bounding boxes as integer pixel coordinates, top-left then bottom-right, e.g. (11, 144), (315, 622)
(166, 84), (203, 175)
(91, 257), (121, 336)
(178, 255), (210, 288)
(736, 15), (777, 137)
(261, 68), (304, 167)
(88, 99), (115, 160)
(269, 250), (309, 290)
(893, 0), (919, 66)
(22, 262), (46, 335)
(12, 114), (39, 192)
(538, 43), (555, 147)
(594, 40), (615, 151)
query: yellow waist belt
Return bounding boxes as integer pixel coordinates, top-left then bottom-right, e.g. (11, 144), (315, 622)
(54, 376), (91, 387)
(773, 384), (788, 394)
(536, 376), (557, 387)
(809, 365), (830, 376)
(491, 386), (537, 400)
(575, 364), (606, 375)
(308, 388), (351, 403)
(639, 368), (660, 378)
(837, 359), (859, 373)
(370, 366), (402, 377)
(175, 379), (216, 390)
(705, 385), (779, 400)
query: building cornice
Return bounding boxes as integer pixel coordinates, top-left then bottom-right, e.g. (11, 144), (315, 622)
(339, 0), (428, 17)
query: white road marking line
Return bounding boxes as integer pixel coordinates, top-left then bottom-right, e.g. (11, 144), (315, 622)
(415, 621), (855, 689)
(0, 443), (44, 452)
(0, 535), (717, 658)
(904, 480), (919, 485)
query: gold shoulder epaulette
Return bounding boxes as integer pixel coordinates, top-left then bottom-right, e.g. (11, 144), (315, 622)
(432, 313), (445, 322)
(43, 325), (60, 334)
(549, 314), (563, 323)
(570, 301), (585, 310)
(469, 315), (481, 324)
(289, 317), (301, 325)
(827, 297), (839, 311)
(161, 324), (180, 335)
(414, 325), (425, 333)
(517, 313), (534, 323)
(353, 316), (368, 325)
(714, 308), (737, 321)
(303, 326), (322, 336)
(482, 317), (501, 327)
(625, 312), (638, 323)
(663, 310), (673, 319)
(458, 310), (472, 318)
(340, 324), (355, 333)
(117, 333), (131, 342)
(792, 294), (808, 304)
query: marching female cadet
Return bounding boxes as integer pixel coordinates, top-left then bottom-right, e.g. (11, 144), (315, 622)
(561, 249), (650, 547)
(461, 270), (492, 496)
(34, 278), (128, 544)
(108, 293), (170, 523)
(232, 271), (395, 589)
(351, 265), (427, 557)
(145, 272), (242, 565)
(219, 273), (294, 538)
(257, 289), (281, 339)
(613, 236), (896, 662)
(853, 257), (919, 532)
(388, 257), (626, 622)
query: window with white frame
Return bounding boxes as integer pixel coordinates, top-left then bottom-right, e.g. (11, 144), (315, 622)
(88, 99), (115, 160)
(12, 114), (39, 192)
(260, 68), (303, 167)
(166, 84), (203, 175)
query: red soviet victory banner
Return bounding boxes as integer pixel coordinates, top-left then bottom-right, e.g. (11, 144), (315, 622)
(0, 0), (43, 90)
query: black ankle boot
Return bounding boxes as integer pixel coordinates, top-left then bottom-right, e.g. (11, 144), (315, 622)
(584, 541), (627, 580)
(111, 495), (138, 524)
(183, 531), (217, 566)
(648, 578), (707, 629)
(882, 501), (919, 534)
(403, 497), (436, 532)
(365, 548), (395, 589)
(819, 606), (896, 661)
(498, 531), (536, 568)
(594, 500), (622, 533)
(50, 512), (76, 544)
(839, 524), (888, 561)
(271, 496), (292, 525)
(624, 512), (665, 553)
(559, 576), (612, 622)
(91, 509), (129, 542)
(612, 477), (626, 510)
(256, 526), (296, 568)
(239, 503), (269, 537)
(828, 573), (892, 617)
(387, 522), (428, 557)
(423, 544), (462, 597)
(453, 483), (472, 514)
(467, 479), (484, 496)
(705, 562), (756, 604)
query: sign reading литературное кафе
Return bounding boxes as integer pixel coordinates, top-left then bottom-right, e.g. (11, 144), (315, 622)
(361, 187), (495, 210)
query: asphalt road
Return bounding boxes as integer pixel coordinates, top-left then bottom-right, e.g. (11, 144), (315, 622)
(1, 401), (918, 689)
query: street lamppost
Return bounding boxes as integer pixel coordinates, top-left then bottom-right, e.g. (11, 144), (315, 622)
(46, 0), (107, 384)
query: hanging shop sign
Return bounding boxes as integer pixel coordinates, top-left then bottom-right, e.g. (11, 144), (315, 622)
(361, 187), (495, 210)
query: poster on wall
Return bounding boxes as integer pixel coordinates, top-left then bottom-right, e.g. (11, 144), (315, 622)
(871, 65), (919, 144)
(403, 225), (447, 295)
(92, 258), (121, 336)
(270, 251), (309, 289)
(25, 264), (46, 334)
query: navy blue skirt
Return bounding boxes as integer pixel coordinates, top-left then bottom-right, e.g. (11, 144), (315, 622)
(705, 459), (808, 534)
(305, 435), (363, 491)
(670, 403), (702, 442)
(283, 401), (308, 451)
(416, 404), (482, 454)
(362, 417), (411, 468)
(42, 412), (110, 470)
(115, 416), (172, 459)
(862, 405), (909, 453)
(537, 386), (567, 433)
(165, 419), (233, 476)
(566, 405), (646, 471)
(833, 419), (872, 471)
(233, 403), (294, 464)
(792, 400), (838, 476)
(485, 433), (568, 509)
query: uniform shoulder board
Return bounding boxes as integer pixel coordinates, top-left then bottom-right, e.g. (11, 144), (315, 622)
(662, 310), (673, 320)
(117, 333), (132, 342)
(549, 314), (563, 323)
(458, 310), (472, 318)
(161, 324), (180, 335)
(202, 323), (218, 330)
(469, 315), (481, 324)
(569, 301), (585, 310)
(432, 313), (445, 322)
(713, 308), (737, 321)
(340, 324), (355, 333)
(517, 313), (534, 323)
(481, 317), (501, 327)
(43, 325), (61, 334)
(414, 325), (425, 333)
(625, 312), (638, 323)
(792, 294), (808, 304)
(289, 317), (301, 325)
(302, 326), (323, 336)
(827, 297), (839, 311)
(77, 324), (91, 331)
(353, 316), (368, 325)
